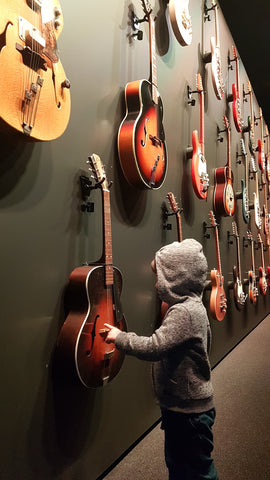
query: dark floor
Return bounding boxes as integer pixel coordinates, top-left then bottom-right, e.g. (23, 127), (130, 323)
(103, 315), (270, 480)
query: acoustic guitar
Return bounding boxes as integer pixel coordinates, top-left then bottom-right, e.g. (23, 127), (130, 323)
(247, 231), (258, 304)
(210, 0), (224, 100)
(213, 116), (235, 216)
(232, 221), (247, 310)
(169, 0), (192, 47)
(191, 73), (209, 199)
(209, 210), (227, 321)
(118, 0), (167, 189)
(56, 154), (127, 388)
(0, 0), (71, 141)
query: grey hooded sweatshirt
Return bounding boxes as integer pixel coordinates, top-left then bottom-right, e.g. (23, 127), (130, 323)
(115, 239), (214, 414)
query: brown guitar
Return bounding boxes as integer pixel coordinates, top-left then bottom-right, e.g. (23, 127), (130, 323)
(209, 210), (227, 321)
(0, 0), (71, 141)
(56, 154), (127, 388)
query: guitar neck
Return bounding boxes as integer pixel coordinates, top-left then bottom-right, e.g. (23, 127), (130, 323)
(235, 236), (242, 282)
(149, 14), (158, 104)
(200, 90), (204, 153)
(176, 212), (183, 242)
(102, 189), (114, 286)
(214, 226), (222, 276)
(251, 239), (255, 273)
(214, 3), (220, 47)
(227, 128), (232, 177)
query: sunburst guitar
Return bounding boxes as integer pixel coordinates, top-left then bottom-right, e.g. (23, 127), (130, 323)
(0, 0), (71, 141)
(118, 0), (167, 189)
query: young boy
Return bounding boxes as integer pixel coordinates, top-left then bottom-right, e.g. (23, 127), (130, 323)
(105, 239), (218, 480)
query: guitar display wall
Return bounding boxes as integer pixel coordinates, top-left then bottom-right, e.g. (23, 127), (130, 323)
(0, 2), (269, 480)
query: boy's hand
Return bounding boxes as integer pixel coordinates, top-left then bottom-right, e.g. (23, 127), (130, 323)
(104, 323), (121, 343)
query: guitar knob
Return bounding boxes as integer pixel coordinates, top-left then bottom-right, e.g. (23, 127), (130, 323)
(61, 78), (71, 89)
(55, 19), (62, 29)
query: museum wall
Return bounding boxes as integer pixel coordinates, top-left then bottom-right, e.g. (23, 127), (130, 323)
(0, 1), (269, 479)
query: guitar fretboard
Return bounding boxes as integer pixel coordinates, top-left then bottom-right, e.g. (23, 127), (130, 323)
(103, 190), (114, 286)
(149, 15), (158, 105)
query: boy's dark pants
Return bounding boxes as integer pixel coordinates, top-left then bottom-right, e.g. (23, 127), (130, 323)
(161, 407), (219, 480)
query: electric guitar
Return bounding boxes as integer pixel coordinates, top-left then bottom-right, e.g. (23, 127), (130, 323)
(118, 0), (167, 189)
(240, 138), (250, 223)
(0, 0), (71, 141)
(56, 154), (127, 388)
(191, 73), (209, 199)
(247, 81), (255, 156)
(160, 192), (183, 320)
(250, 156), (262, 231)
(169, 0), (192, 46)
(257, 107), (266, 172)
(214, 116), (235, 216)
(261, 172), (270, 236)
(258, 233), (268, 295)
(266, 234), (270, 290)
(167, 192), (183, 242)
(230, 46), (243, 132)
(232, 221), (247, 310)
(247, 231), (258, 304)
(209, 210), (227, 321)
(210, 0), (224, 100)
(265, 124), (270, 194)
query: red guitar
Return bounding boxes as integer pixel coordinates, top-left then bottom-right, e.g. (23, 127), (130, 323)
(118, 0), (167, 189)
(0, 0), (71, 141)
(210, 1), (224, 100)
(191, 73), (209, 199)
(56, 154), (127, 388)
(258, 233), (268, 295)
(209, 210), (227, 321)
(247, 231), (258, 304)
(229, 46), (243, 132)
(257, 107), (266, 172)
(214, 116), (235, 216)
(232, 221), (247, 310)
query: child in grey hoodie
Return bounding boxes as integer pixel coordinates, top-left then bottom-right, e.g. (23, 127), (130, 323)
(105, 239), (218, 480)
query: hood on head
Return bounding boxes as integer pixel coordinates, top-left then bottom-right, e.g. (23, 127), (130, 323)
(155, 239), (208, 304)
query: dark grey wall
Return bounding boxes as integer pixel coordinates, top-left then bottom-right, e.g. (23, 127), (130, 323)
(0, 1), (269, 479)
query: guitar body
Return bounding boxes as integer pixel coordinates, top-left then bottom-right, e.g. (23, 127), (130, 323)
(253, 192), (262, 230)
(214, 166), (235, 216)
(169, 0), (192, 46)
(191, 130), (208, 199)
(118, 79), (167, 189)
(259, 266), (268, 295)
(241, 179), (249, 223)
(0, 0), (70, 141)
(248, 270), (258, 304)
(257, 139), (265, 171)
(210, 269), (227, 321)
(232, 83), (242, 132)
(267, 266), (270, 290)
(57, 265), (127, 388)
(233, 266), (246, 310)
(210, 37), (223, 100)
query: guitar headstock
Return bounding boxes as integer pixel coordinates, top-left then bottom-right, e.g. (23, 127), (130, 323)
(196, 73), (203, 94)
(88, 154), (108, 190)
(247, 80), (252, 94)
(232, 221), (239, 238)
(211, 0), (218, 10)
(209, 210), (217, 228)
(223, 115), (230, 132)
(250, 155), (257, 173)
(240, 138), (247, 157)
(247, 230), (253, 242)
(257, 233), (263, 245)
(167, 192), (179, 213)
(265, 124), (269, 137)
(140, 0), (152, 18)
